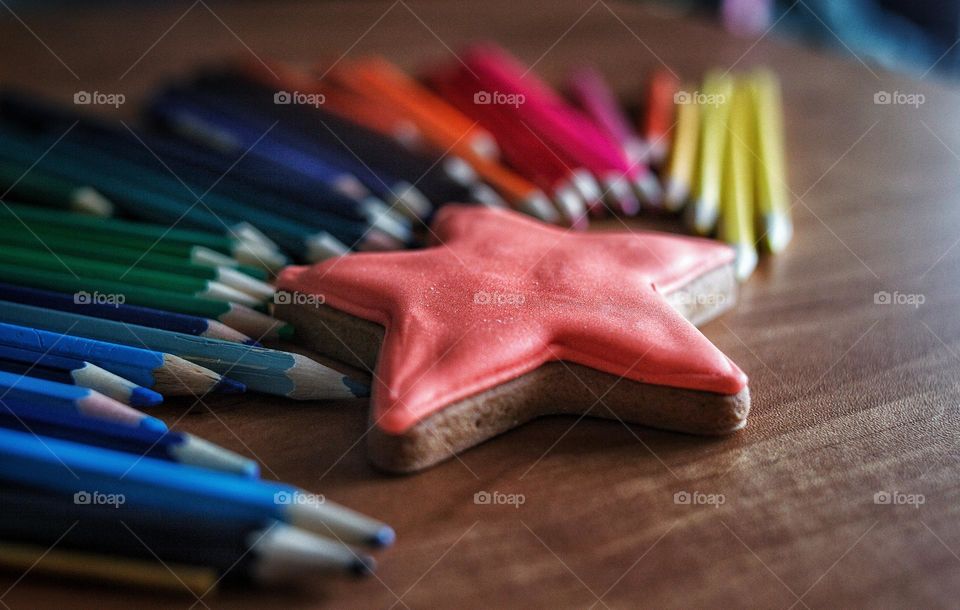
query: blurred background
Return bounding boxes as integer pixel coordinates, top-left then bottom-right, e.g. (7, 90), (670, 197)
(5, 0), (956, 79)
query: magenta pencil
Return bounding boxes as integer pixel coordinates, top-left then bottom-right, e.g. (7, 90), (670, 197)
(427, 67), (590, 229)
(565, 66), (646, 165)
(462, 45), (659, 214)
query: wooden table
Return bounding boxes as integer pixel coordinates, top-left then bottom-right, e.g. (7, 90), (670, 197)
(2, 1), (959, 607)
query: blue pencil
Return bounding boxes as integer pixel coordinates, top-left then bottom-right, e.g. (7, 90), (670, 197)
(165, 80), (430, 219)
(0, 401), (257, 476)
(0, 283), (259, 345)
(0, 347), (162, 407)
(0, 302), (365, 400)
(0, 321), (244, 397)
(0, 426), (395, 547)
(0, 371), (165, 431)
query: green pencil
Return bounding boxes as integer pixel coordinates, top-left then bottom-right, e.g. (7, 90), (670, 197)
(0, 136), (346, 262)
(0, 233), (275, 300)
(0, 264), (290, 340)
(0, 160), (114, 216)
(0, 246), (263, 307)
(0, 219), (269, 280)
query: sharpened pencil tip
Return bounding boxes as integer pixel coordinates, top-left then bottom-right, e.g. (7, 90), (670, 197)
(343, 376), (371, 398)
(351, 555), (377, 576)
(140, 416), (168, 433)
(243, 339), (264, 347)
(368, 526), (396, 548)
(215, 377), (247, 394)
(129, 387), (164, 408)
(241, 460), (261, 479)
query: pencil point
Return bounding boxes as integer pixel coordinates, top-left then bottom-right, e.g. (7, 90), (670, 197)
(243, 339), (264, 347)
(140, 416), (168, 433)
(215, 377), (247, 394)
(733, 242), (758, 281)
(765, 212), (793, 254)
(343, 376), (371, 398)
(351, 555), (377, 576)
(130, 387), (164, 408)
(368, 526), (396, 548)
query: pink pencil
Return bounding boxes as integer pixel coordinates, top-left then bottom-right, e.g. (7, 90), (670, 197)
(463, 45), (660, 214)
(427, 66), (591, 229)
(565, 66), (646, 166)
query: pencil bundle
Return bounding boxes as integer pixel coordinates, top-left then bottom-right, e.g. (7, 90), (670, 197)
(661, 69), (793, 279)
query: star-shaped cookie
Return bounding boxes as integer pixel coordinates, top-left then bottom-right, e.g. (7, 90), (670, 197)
(276, 206), (749, 472)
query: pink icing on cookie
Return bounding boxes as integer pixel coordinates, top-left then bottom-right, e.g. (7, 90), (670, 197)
(278, 206), (747, 435)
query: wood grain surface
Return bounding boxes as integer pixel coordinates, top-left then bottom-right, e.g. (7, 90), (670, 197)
(1, 1), (959, 607)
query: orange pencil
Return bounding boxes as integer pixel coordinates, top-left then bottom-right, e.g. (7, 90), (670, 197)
(641, 70), (681, 166)
(331, 57), (500, 160)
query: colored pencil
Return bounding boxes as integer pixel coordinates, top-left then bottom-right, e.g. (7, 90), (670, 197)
(0, 427), (396, 547)
(185, 73), (435, 221)
(0, 131), (346, 263)
(0, 304), (365, 400)
(719, 83), (757, 280)
(335, 56), (500, 160)
(0, 347), (162, 407)
(0, 489), (375, 581)
(190, 70), (478, 212)
(0, 321), (242, 397)
(0, 283), (258, 344)
(0, 245), (264, 307)
(0, 91), (403, 252)
(641, 69), (681, 167)
(0, 540), (218, 596)
(689, 71), (734, 235)
(749, 69), (792, 253)
(326, 60), (558, 221)
(0, 403), (257, 476)
(461, 45), (656, 214)
(0, 200), (287, 272)
(0, 371), (165, 431)
(241, 59), (478, 194)
(0, 264), (286, 340)
(0, 160), (113, 216)
(146, 89), (412, 241)
(0, 224), (273, 291)
(427, 66), (588, 228)
(566, 66), (646, 166)
(663, 86), (701, 211)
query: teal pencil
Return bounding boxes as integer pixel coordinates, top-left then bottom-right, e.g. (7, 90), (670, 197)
(0, 301), (366, 399)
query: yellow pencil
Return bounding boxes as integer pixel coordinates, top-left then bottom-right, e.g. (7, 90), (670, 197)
(0, 541), (218, 596)
(719, 82), (757, 280)
(750, 69), (793, 253)
(663, 86), (701, 211)
(689, 71), (734, 235)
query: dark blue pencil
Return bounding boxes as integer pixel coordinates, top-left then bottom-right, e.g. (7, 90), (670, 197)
(0, 401), (257, 476)
(0, 348), (162, 407)
(0, 283), (259, 345)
